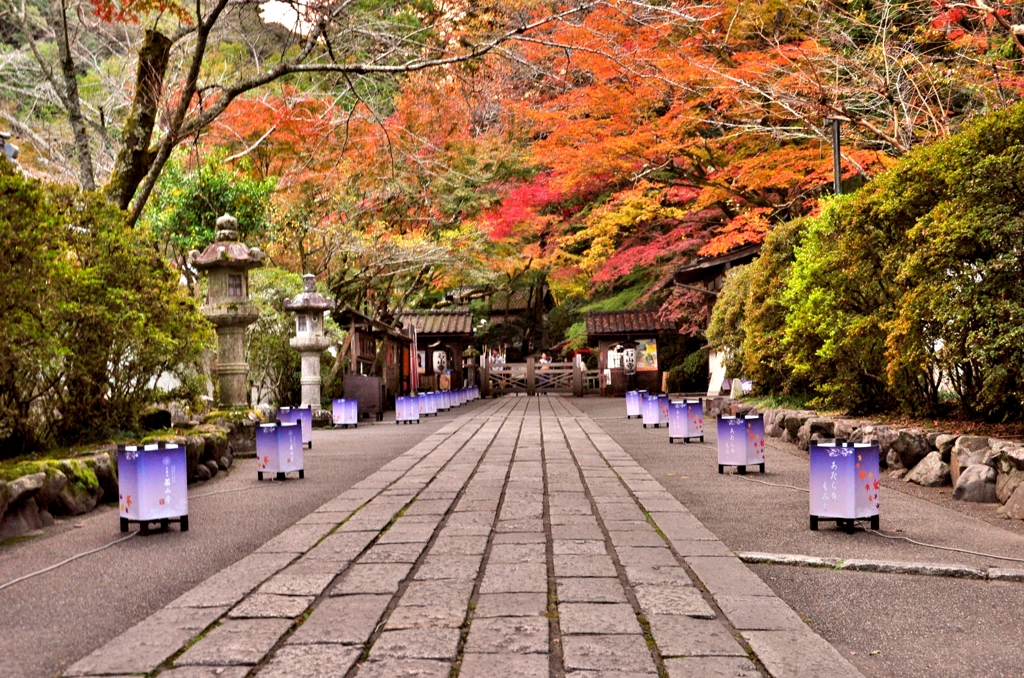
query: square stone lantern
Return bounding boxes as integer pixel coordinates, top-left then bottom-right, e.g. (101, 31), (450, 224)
(188, 215), (264, 407)
(284, 274), (335, 408)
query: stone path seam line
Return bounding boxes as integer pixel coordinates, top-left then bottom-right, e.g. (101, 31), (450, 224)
(356, 398), (528, 676)
(560, 397), (867, 678)
(62, 398), (511, 678)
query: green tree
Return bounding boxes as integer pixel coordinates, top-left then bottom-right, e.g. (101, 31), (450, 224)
(246, 268), (305, 407)
(143, 150), (276, 284)
(0, 160), (212, 455)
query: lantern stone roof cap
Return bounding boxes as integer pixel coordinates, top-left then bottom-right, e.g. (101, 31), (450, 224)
(188, 214), (265, 271)
(284, 274), (335, 313)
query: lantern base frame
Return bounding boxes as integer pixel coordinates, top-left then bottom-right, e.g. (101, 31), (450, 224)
(120, 515), (189, 534)
(809, 514), (879, 533)
(258, 470), (305, 481)
(718, 463), (765, 475)
(669, 436), (704, 443)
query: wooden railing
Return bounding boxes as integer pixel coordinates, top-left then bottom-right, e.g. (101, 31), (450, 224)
(486, 363), (529, 395)
(482, 360), (601, 396)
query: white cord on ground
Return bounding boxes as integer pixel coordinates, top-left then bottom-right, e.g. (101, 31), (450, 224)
(0, 532), (137, 592)
(0, 480), (276, 592)
(190, 482), (277, 499)
(730, 473), (810, 493)
(729, 470), (1024, 564)
(865, 528), (1024, 564)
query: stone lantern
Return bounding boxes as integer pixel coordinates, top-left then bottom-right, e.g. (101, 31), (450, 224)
(189, 215), (263, 407)
(284, 274), (335, 408)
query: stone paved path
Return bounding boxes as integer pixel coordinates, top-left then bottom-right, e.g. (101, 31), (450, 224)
(65, 396), (865, 678)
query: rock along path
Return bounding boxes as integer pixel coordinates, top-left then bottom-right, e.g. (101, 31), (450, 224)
(64, 396), (863, 678)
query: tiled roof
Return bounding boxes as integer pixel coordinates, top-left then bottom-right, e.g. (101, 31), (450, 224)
(398, 309), (474, 336)
(490, 289), (533, 312)
(585, 311), (676, 337)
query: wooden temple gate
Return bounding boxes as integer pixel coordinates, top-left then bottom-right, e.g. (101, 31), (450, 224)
(482, 359), (600, 397)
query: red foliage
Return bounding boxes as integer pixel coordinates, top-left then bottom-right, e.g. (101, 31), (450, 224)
(90, 0), (191, 24)
(480, 175), (563, 241)
(698, 208), (772, 258)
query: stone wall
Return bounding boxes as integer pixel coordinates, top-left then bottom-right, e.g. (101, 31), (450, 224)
(0, 453), (118, 541)
(0, 419), (254, 542)
(759, 408), (1024, 519)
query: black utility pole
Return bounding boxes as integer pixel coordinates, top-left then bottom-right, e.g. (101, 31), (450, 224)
(830, 119), (842, 195)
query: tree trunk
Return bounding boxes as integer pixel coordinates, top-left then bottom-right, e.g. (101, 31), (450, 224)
(106, 30), (173, 210)
(54, 0), (95, 191)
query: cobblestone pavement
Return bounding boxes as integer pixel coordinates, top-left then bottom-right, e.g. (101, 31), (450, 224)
(64, 396), (864, 678)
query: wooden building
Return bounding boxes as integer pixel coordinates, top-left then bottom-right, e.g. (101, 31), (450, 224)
(486, 286), (555, 360)
(586, 311), (676, 396)
(332, 306), (413, 420)
(666, 243), (761, 395)
(397, 309), (476, 391)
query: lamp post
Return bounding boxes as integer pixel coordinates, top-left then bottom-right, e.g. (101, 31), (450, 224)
(829, 118), (842, 195)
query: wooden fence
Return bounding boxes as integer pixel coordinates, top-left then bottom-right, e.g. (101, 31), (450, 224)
(482, 359), (601, 397)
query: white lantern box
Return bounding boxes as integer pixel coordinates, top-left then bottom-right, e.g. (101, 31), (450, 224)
(642, 394), (669, 429)
(470, 386), (480, 400)
(118, 442), (189, 534)
(439, 391), (452, 411)
(278, 406), (313, 449)
(332, 398), (358, 428)
(257, 422), (304, 480)
(810, 441), (880, 533)
(418, 392), (438, 417)
(717, 414), (765, 474)
(669, 399), (704, 443)
(625, 390), (645, 419)
(396, 395), (421, 424)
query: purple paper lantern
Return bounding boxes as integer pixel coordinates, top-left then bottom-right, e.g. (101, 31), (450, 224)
(332, 398), (358, 428)
(717, 414), (765, 474)
(278, 406), (312, 449)
(809, 442), (880, 533)
(668, 399), (704, 443)
(118, 442), (189, 533)
(257, 422), (305, 480)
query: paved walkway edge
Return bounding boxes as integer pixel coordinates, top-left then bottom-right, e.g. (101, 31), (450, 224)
(565, 404), (868, 678)
(737, 551), (1024, 581)
(60, 397), (875, 678)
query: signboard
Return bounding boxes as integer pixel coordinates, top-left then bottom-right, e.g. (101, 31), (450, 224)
(257, 422), (304, 479)
(669, 399), (704, 443)
(332, 398), (358, 428)
(809, 442), (880, 531)
(717, 414), (765, 473)
(636, 339), (658, 372)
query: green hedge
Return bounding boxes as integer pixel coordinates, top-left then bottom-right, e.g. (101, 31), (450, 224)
(0, 161), (211, 456)
(708, 102), (1024, 420)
